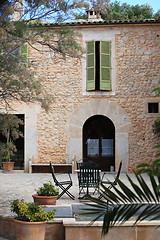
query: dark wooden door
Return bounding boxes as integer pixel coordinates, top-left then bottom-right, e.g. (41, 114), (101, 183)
(83, 115), (115, 171)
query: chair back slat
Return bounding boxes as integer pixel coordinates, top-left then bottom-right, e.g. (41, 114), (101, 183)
(78, 166), (100, 188)
(115, 161), (122, 182)
(50, 162), (59, 185)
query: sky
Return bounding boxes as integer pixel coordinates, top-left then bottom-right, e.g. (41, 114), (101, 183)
(110, 0), (160, 13)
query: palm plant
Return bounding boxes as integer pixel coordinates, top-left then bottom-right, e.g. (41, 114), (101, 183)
(136, 157), (160, 184)
(84, 174), (160, 236)
(83, 89), (160, 235)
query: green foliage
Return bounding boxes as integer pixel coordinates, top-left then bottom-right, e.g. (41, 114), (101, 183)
(154, 10), (160, 19)
(0, 0), (94, 110)
(77, 1), (159, 20)
(36, 182), (59, 196)
(102, 1), (155, 20)
(0, 114), (23, 162)
(152, 87), (160, 135)
(153, 118), (160, 134)
(136, 144), (160, 184)
(136, 160), (160, 183)
(152, 87), (160, 97)
(13, 21), (28, 38)
(84, 174), (160, 235)
(11, 199), (56, 222)
(0, 141), (17, 161)
(55, 28), (82, 58)
(0, 0), (13, 22)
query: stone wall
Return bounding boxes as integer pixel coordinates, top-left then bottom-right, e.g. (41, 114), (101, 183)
(28, 23), (160, 172)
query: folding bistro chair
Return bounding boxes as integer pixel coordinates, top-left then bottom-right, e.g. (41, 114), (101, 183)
(78, 165), (101, 199)
(50, 163), (75, 200)
(101, 161), (122, 189)
(98, 161), (122, 200)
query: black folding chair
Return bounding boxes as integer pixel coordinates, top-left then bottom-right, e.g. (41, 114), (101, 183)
(98, 161), (122, 200)
(78, 166), (101, 199)
(50, 163), (75, 200)
(101, 161), (122, 189)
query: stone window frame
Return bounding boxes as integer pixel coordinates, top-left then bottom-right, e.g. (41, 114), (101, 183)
(144, 99), (160, 115)
(81, 28), (119, 96)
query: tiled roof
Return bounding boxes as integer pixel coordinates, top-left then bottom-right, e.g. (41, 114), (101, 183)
(35, 18), (160, 27)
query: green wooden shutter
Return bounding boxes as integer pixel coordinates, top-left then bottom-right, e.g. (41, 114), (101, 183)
(100, 40), (111, 90)
(86, 41), (95, 90)
(20, 43), (28, 68)
(0, 48), (3, 56)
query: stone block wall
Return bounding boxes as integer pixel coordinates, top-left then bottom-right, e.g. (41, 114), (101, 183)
(28, 23), (160, 171)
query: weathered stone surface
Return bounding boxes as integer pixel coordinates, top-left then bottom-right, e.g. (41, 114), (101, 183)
(7, 23), (160, 172)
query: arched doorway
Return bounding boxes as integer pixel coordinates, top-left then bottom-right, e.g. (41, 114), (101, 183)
(83, 115), (115, 171)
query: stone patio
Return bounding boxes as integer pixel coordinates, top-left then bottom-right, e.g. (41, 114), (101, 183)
(0, 171), (156, 240)
(0, 171), (152, 216)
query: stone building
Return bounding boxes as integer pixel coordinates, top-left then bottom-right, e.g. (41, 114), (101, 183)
(3, 12), (160, 173)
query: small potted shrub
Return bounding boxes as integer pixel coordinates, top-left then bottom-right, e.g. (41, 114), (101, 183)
(32, 182), (59, 205)
(11, 199), (56, 240)
(0, 113), (23, 173)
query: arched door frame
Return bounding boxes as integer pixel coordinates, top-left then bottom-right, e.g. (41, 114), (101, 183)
(83, 115), (115, 171)
(66, 99), (131, 172)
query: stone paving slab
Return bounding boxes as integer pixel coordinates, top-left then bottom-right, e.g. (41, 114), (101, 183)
(0, 171), (151, 217)
(0, 172), (152, 240)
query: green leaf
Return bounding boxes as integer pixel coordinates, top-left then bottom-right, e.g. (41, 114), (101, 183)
(136, 163), (150, 168)
(126, 175), (147, 202)
(83, 173), (160, 236)
(118, 179), (139, 202)
(136, 175), (157, 202)
(150, 175), (160, 201)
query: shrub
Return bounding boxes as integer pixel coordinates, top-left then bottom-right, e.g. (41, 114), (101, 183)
(153, 118), (160, 133)
(11, 199), (56, 222)
(36, 182), (59, 196)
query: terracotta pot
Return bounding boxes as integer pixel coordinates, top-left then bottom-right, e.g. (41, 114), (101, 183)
(2, 162), (15, 173)
(32, 194), (58, 205)
(14, 219), (46, 240)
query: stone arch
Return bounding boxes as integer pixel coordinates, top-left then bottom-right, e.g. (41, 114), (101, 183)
(66, 99), (131, 172)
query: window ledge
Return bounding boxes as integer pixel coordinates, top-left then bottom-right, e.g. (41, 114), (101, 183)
(82, 91), (116, 96)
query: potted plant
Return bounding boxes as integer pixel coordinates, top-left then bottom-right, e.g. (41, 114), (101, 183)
(0, 113), (23, 173)
(32, 182), (59, 205)
(11, 199), (56, 240)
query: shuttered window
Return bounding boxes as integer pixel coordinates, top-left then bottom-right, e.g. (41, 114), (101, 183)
(86, 40), (111, 91)
(20, 43), (28, 68)
(86, 41), (95, 90)
(100, 41), (111, 90)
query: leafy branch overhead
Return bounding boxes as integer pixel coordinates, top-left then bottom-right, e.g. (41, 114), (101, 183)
(0, 0), (110, 110)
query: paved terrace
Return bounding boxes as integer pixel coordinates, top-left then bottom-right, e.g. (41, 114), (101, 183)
(0, 171), (151, 217)
(0, 171), (153, 240)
